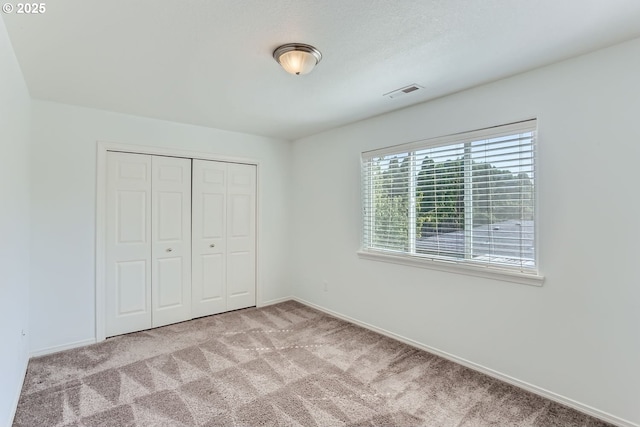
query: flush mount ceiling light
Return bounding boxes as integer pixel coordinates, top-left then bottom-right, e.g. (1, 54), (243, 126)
(273, 43), (322, 75)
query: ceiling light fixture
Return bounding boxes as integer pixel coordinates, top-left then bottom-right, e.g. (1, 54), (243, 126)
(273, 43), (322, 75)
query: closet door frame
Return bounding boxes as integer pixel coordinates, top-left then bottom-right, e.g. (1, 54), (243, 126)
(95, 141), (261, 342)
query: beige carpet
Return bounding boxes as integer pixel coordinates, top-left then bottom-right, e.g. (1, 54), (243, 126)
(14, 301), (611, 426)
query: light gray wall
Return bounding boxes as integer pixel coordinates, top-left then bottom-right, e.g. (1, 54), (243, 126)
(6, 17), (640, 426)
(0, 17), (31, 427)
(290, 38), (640, 425)
(29, 100), (293, 354)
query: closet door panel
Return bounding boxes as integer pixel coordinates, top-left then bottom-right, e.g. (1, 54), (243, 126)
(151, 156), (192, 327)
(106, 152), (152, 337)
(192, 160), (227, 317)
(157, 258), (183, 307)
(227, 251), (252, 296)
(116, 261), (147, 312)
(226, 163), (256, 311)
(200, 191), (225, 303)
(201, 253), (224, 299)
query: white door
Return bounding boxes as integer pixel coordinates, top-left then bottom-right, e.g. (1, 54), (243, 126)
(151, 156), (192, 328)
(226, 163), (256, 311)
(192, 160), (256, 316)
(106, 153), (254, 337)
(192, 160), (227, 317)
(105, 152), (152, 337)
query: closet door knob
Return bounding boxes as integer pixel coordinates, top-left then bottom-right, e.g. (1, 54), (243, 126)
(210, 243), (215, 248)
(166, 248), (172, 252)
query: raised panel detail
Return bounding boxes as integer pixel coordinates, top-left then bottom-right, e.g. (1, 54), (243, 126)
(229, 195), (250, 237)
(204, 169), (225, 184)
(202, 194), (224, 239)
(201, 254), (224, 300)
(158, 165), (184, 183)
(231, 171), (251, 186)
(117, 191), (147, 243)
(228, 251), (252, 296)
(157, 258), (182, 308)
(157, 192), (183, 241)
(118, 162), (147, 180)
(116, 261), (147, 315)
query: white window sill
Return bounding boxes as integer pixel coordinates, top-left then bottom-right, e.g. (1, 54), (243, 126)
(356, 249), (545, 287)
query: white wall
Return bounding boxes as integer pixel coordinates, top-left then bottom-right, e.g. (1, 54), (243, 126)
(11, 23), (640, 426)
(29, 101), (292, 355)
(0, 17), (31, 427)
(291, 38), (640, 425)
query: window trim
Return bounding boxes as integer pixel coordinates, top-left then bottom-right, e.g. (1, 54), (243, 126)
(356, 249), (544, 286)
(359, 119), (543, 286)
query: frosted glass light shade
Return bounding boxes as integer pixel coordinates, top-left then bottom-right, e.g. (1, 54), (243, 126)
(278, 50), (317, 75)
(273, 43), (322, 75)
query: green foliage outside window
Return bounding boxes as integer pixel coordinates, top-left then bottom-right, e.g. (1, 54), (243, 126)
(370, 154), (534, 248)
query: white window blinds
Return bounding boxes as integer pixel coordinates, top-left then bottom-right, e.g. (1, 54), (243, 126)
(361, 120), (537, 274)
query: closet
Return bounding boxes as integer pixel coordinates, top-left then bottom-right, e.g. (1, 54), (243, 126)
(104, 152), (256, 338)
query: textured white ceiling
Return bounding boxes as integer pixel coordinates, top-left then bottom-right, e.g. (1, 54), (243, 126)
(3, 0), (640, 140)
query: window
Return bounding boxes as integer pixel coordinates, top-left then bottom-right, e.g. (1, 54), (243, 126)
(359, 120), (542, 284)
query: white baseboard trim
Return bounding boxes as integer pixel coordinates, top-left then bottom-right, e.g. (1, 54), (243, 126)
(7, 354), (29, 427)
(30, 338), (97, 358)
(292, 297), (637, 427)
(258, 296), (293, 307)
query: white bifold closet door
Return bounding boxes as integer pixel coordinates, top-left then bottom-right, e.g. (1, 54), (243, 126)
(150, 155), (192, 328)
(105, 152), (256, 337)
(105, 152), (192, 337)
(192, 160), (256, 317)
(105, 152), (152, 336)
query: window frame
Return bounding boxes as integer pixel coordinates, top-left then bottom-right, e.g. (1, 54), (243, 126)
(358, 120), (544, 286)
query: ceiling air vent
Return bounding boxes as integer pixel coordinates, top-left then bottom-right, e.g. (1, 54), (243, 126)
(384, 84), (424, 99)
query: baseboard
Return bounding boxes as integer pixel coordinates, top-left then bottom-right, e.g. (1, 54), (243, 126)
(258, 296), (293, 307)
(6, 353), (29, 427)
(292, 297), (637, 427)
(30, 338), (97, 358)
(33, 299), (294, 357)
